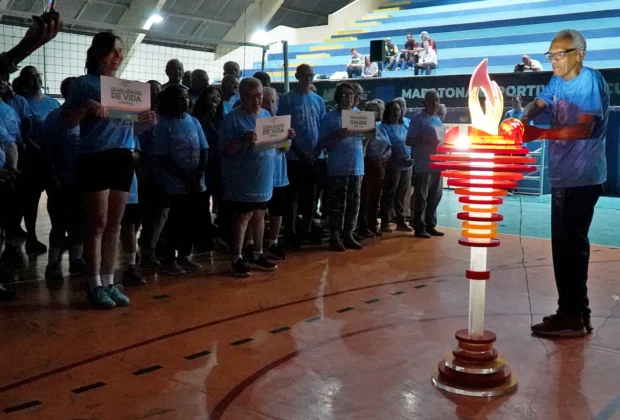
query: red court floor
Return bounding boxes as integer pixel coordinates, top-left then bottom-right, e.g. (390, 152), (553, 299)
(1, 225), (620, 419)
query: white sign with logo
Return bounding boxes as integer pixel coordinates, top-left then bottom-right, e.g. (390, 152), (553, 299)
(342, 110), (375, 132)
(100, 76), (150, 121)
(256, 115), (291, 147)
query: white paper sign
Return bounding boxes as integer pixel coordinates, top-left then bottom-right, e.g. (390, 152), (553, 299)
(256, 115), (291, 145)
(342, 110), (375, 132)
(100, 76), (150, 121)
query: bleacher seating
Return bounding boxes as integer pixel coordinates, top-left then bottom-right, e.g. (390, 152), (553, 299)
(253, 0), (620, 82)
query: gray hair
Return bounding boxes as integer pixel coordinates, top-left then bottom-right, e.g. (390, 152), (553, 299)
(394, 97), (407, 109)
(553, 29), (587, 51)
(437, 104), (447, 120)
(239, 77), (262, 96)
(263, 86), (278, 100)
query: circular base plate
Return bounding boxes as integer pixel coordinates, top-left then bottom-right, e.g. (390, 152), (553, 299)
(431, 368), (518, 397)
(444, 353), (507, 375)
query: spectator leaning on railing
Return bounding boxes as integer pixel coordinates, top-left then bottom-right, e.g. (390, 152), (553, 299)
(514, 55), (543, 72)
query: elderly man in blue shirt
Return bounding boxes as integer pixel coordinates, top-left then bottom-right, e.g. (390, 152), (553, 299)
(407, 89), (445, 239)
(523, 29), (609, 338)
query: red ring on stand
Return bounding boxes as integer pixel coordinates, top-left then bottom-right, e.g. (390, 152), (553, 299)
(457, 212), (504, 222)
(466, 270), (491, 280)
(459, 237), (501, 247)
(454, 188), (508, 197)
(438, 145), (529, 155)
(430, 154), (536, 164)
(448, 179), (517, 189)
(459, 197), (503, 205)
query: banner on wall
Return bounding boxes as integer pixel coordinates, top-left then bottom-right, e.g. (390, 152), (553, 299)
(275, 69), (620, 109)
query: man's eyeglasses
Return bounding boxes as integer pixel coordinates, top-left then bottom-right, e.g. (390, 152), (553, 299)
(544, 49), (576, 61)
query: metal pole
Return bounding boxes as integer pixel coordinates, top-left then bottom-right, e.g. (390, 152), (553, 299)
(261, 47), (266, 72)
(283, 40), (290, 93)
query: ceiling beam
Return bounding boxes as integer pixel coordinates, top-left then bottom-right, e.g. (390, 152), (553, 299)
(279, 5), (327, 18)
(164, 11), (234, 27)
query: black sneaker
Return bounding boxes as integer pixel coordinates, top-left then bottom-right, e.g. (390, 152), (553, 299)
(249, 254), (277, 271)
(232, 258), (251, 277)
(531, 314), (587, 338)
(414, 230), (432, 239)
(428, 228), (445, 237)
(343, 237), (363, 250)
(543, 312), (593, 334)
(25, 239), (47, 254)
(357, 228), (375, 239)
(352, 232), (364, 242)
(267, 244), (287, 260)
(330, 235), (346, 252)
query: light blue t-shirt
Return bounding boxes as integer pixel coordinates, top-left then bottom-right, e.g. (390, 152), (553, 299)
(43, 107), (80, 186)
(537, 67), (609, 188)
(153, 114), (209, 195)
(128, 171), (139, 204)
(25, 95), (60, 145)
(223, 93), (240, 116)
(0, 102), (20, 146)
(277, 91), (326, 161)
(219, 108), (275, 202)
(6, 94), (34, 121)
(0, 120), (9, 168)
(367, 123), (391, 160)
(407, 110), (443, 173)
(319, 110), (365, 177)
(377, 122), (412, 171)
(273, 150), (288, 188)
(65, 73), (135, 154)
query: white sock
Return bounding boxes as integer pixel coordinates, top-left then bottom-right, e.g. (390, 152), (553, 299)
(101, 274), (114, 287)
(89, 275), (102, 291)
(69, 245), (83, 261)
(48, 248), (62, 265)
(253, 250), (262, 260)
(122, 252), (136, 266)
(267, 239), (277, 247)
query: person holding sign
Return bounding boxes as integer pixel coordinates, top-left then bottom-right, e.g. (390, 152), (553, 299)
(220, 78), (290, 277)
(153, 85), (208, 276)
(63, 32), (156, 309)
(262, 87), (289, 260)
(318, 82), (370, 252)
(379, 101), (414, 233)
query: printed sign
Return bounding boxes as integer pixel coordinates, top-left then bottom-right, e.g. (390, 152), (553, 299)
(256, 115), (291, 146)
(342, 110), (375, 132)
(100, 76), (150, 121)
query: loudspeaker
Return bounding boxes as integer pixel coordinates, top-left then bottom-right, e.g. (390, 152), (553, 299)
(369, 40), (386, 63)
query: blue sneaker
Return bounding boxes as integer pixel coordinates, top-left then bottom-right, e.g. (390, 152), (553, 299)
(107, 284), (130, 307)
(88, 286), (116, 309)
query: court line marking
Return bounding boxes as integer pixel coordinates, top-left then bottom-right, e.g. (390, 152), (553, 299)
(593, 394), (620, 420)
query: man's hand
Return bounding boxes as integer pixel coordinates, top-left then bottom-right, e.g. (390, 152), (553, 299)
(85, 99), (108, 118)
(22, 11), (62, 51)
(288, 128), (296, 140)
(522, 124), (545, 142)
(244, 131), (257, 144)
(138, 110), (156, 126)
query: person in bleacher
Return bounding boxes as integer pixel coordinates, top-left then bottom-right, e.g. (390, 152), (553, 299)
(397, 33), (418, 71)
(407, 89), (445, 238)
(346, 48), (364, 78)
(514, 55), (543, 72)
(362, 56), (379, 78)
(414, 40), (438, 76)
(522, 29), (609, 338)
(383, 38), (399, 71)
(278, 64), (326, 249)
(162, 59), (186, 90)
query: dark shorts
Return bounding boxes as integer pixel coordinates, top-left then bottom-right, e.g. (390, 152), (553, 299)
(268, 186), (287, 217)
(227, 200), (269, 215)
(77, 148), (134, 193)
(122, 203), (142, 226)
(139, 182), (170, 209)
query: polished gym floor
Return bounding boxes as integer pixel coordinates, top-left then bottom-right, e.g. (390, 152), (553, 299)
(0, 192), (619, 420)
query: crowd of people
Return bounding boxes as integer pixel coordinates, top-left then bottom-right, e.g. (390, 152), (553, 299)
(347, 31), (438, 78)
(0, 18), (450, 309)
(0, 12), (609, 341)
